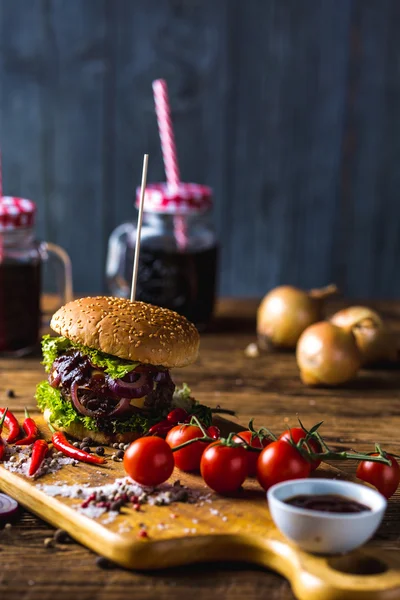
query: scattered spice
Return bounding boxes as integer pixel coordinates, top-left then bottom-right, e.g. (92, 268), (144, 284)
(6, 389), (15, 398)
(38, 477), (210, 522)
(95, 556), (114, 569)
(44, 537), (54, 548)
(3, 446), (77, 478)
(244, 342), (260, 358)
(54, 529), (71, 544)
(137, 528), (148, 539)
(116, 450), (124, 459)
(96, 447), (105, 456)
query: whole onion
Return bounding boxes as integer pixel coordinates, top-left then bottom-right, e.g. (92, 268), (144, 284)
(296, 322), (361, 386)
(330, 306), (397, 366)
(257, 284), (338, 350)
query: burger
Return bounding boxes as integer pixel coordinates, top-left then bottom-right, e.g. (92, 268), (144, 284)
(36, 296), (210, 444)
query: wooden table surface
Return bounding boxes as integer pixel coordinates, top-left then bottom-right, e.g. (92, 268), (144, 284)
(1, 297), (400, 600)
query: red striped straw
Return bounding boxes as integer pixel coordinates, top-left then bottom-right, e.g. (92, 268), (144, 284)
(152, 79), (188, 250)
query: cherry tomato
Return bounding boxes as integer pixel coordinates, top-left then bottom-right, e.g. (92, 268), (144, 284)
(356, 454), (400, 499)
(166, 425), (208, 472)
(279, 427), (322, 471)
(200, 442), (248, 494)
(124, 436), (174, 486)
(233, 430), (271, 476)
(167, 408), (188, 424)
(257, 440), (311, 491)
(207, 425), (221, 440)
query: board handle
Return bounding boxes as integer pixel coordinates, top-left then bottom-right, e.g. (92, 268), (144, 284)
(258, 537), (400, 600)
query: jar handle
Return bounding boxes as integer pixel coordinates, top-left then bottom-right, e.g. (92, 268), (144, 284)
(41, 241), (73, 326)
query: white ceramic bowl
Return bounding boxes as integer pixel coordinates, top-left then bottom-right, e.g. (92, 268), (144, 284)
(267, 478), (386, 555)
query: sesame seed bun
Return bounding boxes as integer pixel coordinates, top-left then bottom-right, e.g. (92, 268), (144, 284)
(43, 408), (140, 445)
(50, 296), (200, 368)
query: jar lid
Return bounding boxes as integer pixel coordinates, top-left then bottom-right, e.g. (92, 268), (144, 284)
(0, 196), (36, 231)
(135, 182), (212, 214)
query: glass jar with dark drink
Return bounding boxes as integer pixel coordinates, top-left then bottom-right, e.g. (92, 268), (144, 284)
(106, 183), (218, 330)
(0, 197), (73, 356)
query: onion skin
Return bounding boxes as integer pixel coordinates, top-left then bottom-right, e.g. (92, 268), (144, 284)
(257, 285), (337, 350)
(330, 306), (397, 366)
(296, 322), (361, 386)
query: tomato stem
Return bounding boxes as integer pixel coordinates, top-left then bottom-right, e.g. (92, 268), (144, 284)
(170, 431), (262, 454)
(303, 448), (392, 466)
(248, 419), (277, 441)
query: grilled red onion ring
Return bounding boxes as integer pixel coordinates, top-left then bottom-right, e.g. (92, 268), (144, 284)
(107, 398), (136, 417)
(106, 372), (152, 399)
(70, 382), (136, 418)
(70, 381), (99, 417)
(48, 369), (61, 388)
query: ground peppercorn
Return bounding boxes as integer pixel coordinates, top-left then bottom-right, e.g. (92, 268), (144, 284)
(54, 529), (71, 544)
(96, 556), (114, 569)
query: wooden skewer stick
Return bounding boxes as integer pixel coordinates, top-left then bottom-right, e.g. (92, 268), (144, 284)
(130, 154), (149, 302)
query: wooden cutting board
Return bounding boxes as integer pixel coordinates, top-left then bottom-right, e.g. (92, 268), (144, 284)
(0, 416), (399, 600)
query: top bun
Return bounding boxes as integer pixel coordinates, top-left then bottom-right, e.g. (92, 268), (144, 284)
(50, 296), (199, 368)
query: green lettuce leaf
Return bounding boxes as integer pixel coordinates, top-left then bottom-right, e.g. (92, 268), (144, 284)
(36, 380), (212, 434)
(35, 380), (153, 434)
(41, 335), (139, 379)
(172, 383), (212, 427)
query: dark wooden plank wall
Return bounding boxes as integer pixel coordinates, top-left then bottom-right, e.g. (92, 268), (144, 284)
(0, 0), (399, 298)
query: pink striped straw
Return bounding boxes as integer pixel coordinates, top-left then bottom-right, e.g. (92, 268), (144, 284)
(152, 79), (180, 188)
(152, 79), (188, 250)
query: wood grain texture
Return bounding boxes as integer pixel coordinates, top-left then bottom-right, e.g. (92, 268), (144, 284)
(1, 298), (400, 600)
(1, 1), (400, 297)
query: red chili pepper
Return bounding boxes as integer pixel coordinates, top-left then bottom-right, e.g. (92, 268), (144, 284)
(0, 409), (8, 461)
(167, 408), (188, 424)
(15, 408), (39, 446)
(0, 407), (20, 443)
(48, 424), (106, 465)
(28, 439), (49, 476)
(148, 419), (173, 438)
(207, 425), (221, 440)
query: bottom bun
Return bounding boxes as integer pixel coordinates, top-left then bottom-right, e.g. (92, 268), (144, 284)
(43, 409), (141, 446)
